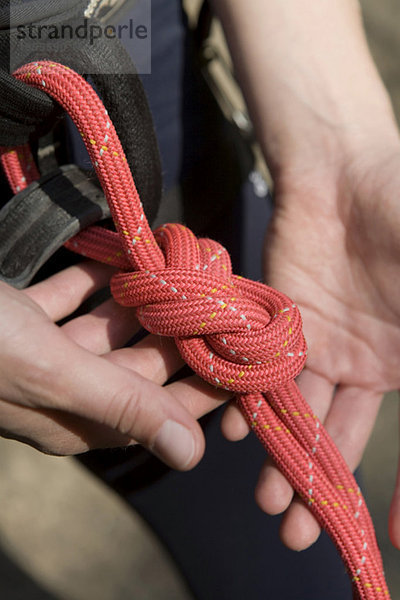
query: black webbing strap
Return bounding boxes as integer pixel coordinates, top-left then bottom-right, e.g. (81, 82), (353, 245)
(0, 0), (162, 223)
(0, 164), (110, 288)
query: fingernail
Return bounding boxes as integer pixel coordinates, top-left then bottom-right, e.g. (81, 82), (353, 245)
(153, 420), (195, 469)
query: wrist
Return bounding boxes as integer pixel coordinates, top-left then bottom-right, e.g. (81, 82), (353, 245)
(261, 85), (399, 188)
(213, 0), (400, 188)
(267, 82), (400, 201)
(268, 122), (400, 239)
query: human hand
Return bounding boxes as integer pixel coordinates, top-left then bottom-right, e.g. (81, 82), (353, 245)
(0, 260), (231, 466)
(225, 144), (400, 551)
(211, 0), (400, 553)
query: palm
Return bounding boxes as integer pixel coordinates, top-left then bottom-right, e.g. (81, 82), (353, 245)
(257, 156), (400, 549)
(266, 188), (400, 392)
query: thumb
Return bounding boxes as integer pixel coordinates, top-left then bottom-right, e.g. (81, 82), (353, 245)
(389, 400), (400, 549)
(33, 336), (205, 471)
(389, 475), (400, 549)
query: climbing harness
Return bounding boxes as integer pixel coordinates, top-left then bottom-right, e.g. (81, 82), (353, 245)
(0, 61), (391, 599)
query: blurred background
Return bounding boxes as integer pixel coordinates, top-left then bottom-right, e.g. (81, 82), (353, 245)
(0, 1), (399, 598)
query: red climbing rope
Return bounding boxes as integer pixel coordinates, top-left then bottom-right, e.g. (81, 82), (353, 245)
(0, 61), (390, 599)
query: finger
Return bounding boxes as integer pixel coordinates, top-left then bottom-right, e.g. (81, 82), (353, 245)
(389, 469), (400, 550)
(255, 369), (334, 516)
(255, 456), (294, 515)
(279, 496), (322, 550)
(62, 297), (139, 354)
(104, 335), (184, 383)
(166, 375), (232, 419)
(389, 397), (400, 549)
(221, 400), (251, 441)
(25, 261), (116, 321)
(108, 341), (231, 416)
(279, 385), (382, 551)
(22, 330), (206, 471)
(296, 367), (335, 419)
(0, 374), (231, 457)
(323, 385), (382, 471)
(0, 334), (182, 453)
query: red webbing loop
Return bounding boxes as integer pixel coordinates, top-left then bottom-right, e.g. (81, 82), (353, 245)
(0, 61), (390, 599)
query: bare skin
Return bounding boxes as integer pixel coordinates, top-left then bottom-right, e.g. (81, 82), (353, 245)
(0, 262), (230, 466)
(213, 0), (400, 552)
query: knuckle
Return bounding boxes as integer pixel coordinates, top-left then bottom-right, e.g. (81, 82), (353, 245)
(7, 349), (65, 412)
(103, 384), (150, 441)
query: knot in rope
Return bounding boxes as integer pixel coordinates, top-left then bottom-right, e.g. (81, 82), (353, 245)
(3, 61), (390, 598)
(110, 222), (307, 393)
